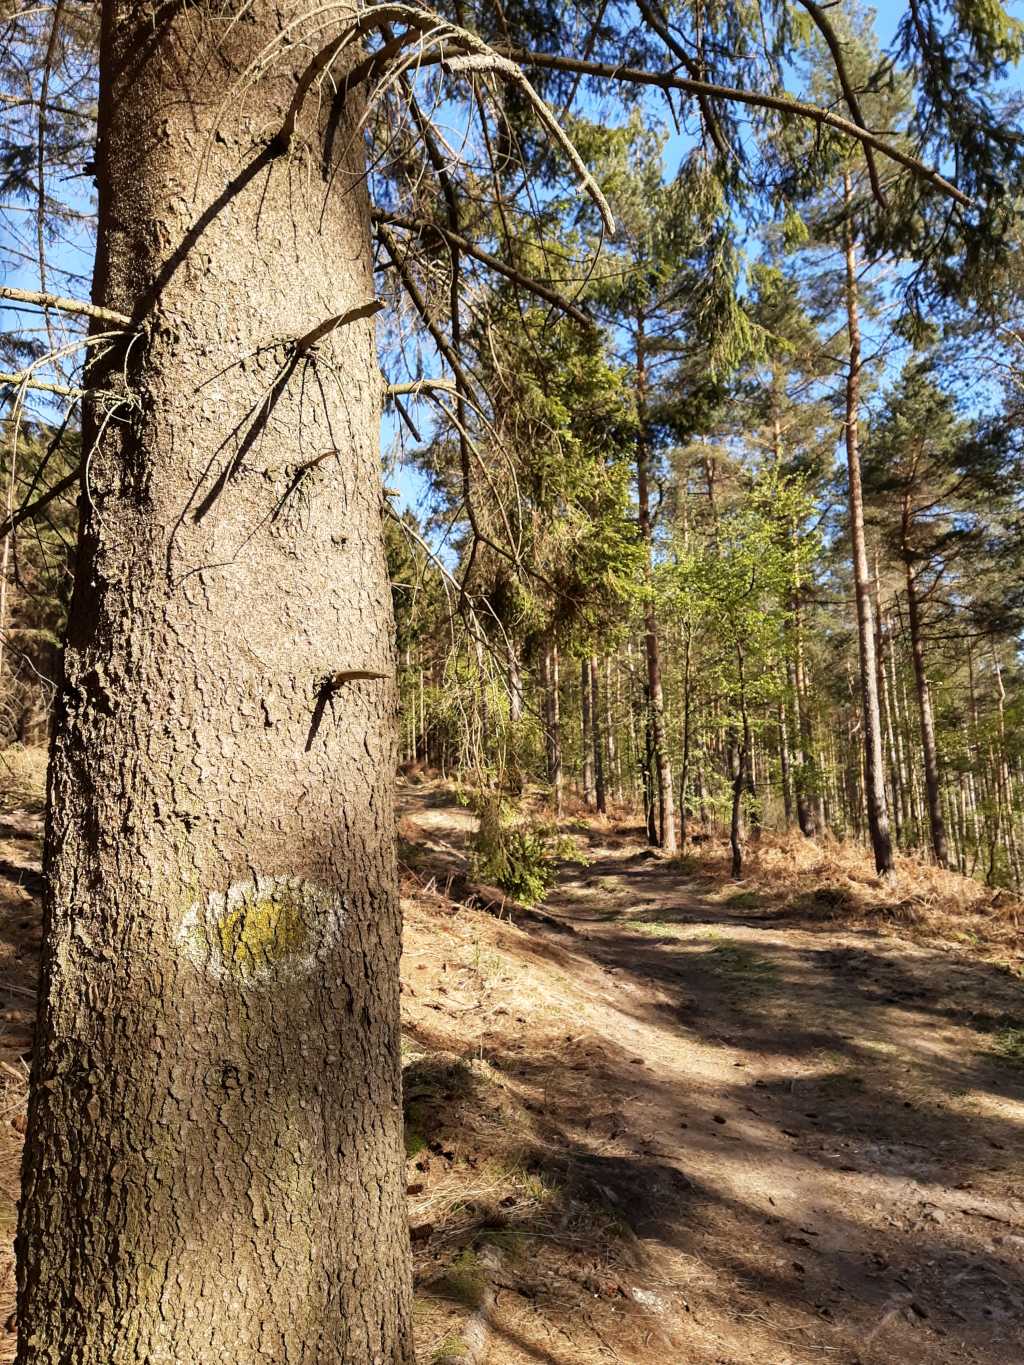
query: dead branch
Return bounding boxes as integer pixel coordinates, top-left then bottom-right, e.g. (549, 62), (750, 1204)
(372, 211), (594, 326)
(0, 285), (132, 328)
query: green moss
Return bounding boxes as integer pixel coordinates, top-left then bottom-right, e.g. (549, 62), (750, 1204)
(431, 1336), (469, 1364)
(443, 1251), (487, 1309)
(405, 1126), (428, 1158)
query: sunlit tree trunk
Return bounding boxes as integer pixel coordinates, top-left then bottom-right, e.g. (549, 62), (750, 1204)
(635, 320), (676, 851)
(842, 172), (893, 875)
(16, 6), (413, 1361)
(901, 507), (948, 867)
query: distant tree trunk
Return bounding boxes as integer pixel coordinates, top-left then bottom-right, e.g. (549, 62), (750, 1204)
(590, 656), (606, 814)
(789, 587), (821, 836)
(543, 639), (563, 813)
(778, 699), (793, 828)
(729, 646), (751, 878)
(901, 522), (947, 867)
(635, 321), (677, 851)
(639, 682), (658, 845)
(876, 609), (905, 846)
(581, 656), (595, 806)
(605, 656), (619, 803)
(16, 6), (413, 1362)
(843, 172), (893, 877)
(508, 645), (523, 725)
(679, 629), (693, 845)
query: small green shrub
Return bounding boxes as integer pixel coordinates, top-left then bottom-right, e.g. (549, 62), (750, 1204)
(990, 1026), (1024, 1067)
(470, 793), (566, 905)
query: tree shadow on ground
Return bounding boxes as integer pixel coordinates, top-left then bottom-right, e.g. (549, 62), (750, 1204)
(400, 787), (1024, 1363)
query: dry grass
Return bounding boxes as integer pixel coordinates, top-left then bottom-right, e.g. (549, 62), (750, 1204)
(670, 826), (1024, 970)
(0, 1062), (26, 1352)
(0, 748), (47, 815)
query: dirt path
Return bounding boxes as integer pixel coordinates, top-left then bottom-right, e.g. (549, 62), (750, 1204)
(0, 792), (1021, 1363)
(399, 787), (1024, 1364)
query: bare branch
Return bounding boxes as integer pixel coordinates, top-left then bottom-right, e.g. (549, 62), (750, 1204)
(0, 467), (80, 540)
(0, 371), (84, 398)
(385, 378), (457, 395)
(446, 49), (973, 207)
(0, 285), (132, 328)
(372, 211), (594, 326)
(793, 0), (887, 208)
(293, 298), (384, 354)
(633, 0), (733, 164)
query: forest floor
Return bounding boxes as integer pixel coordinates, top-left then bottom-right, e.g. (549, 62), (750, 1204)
(0, 777), (1022, 1362)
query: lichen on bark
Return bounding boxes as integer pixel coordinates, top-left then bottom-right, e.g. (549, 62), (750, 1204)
(179, 875), (344, 985)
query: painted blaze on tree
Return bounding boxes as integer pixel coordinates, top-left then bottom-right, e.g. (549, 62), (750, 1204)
(16, 3), (413, 1362)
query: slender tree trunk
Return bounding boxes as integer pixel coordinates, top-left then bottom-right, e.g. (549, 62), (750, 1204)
(842, 172), (893, 876)
(679, 630), (692, 845)
(729, 646), (751, 878)
(581, 656), (595, 806)
(17, 7), (413, 1362)
(590, 656), (606, 814)
(876, 609), (905, 846)
(790, 590), (822, 836)
(778, 699), (793, 828)
(902, 537), (948, 867)
(635, 322), (676, 851)
(0, 429), (15, 692)
(508, 646), (523, 725)
(549, 641), (563, 814)
(605, 655), (619, 803)
(871, 562), (903, 846)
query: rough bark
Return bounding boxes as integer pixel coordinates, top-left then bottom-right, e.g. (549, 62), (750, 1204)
(17, 5), (413, 1362)
(842, 173), (893, 876)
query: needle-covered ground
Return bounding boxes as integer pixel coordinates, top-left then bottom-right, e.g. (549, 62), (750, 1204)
(0, 773), (1022, 1363)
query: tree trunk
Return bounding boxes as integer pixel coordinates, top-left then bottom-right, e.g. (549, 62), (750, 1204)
(729, 646), (751, 878)
(635, 325), (676, 851)
(581, 655), (595, 805)
(606, 655), (619, 803)
(902, 537), (948, 867)
(778, 699), (793, 828)
(17, 7), (413, 1362)
(589, 656), (606, 814)
(842, 172), (893, 876)
(543, 639), (563, 814)
(679, 631), (692, 845)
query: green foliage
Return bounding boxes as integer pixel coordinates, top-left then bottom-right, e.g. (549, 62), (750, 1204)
(470, 793), (574, 905)
(989, 1026), (1024, 1067)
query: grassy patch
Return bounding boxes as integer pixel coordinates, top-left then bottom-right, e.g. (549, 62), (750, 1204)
(989, 1026), (1024, 1067)
(431, 1334), (469, 1363)
(701, 938), (775, 982)
(442, 1250), (488, 1308)
(629, 919), (686, 938)
(722, 889), (762, 910)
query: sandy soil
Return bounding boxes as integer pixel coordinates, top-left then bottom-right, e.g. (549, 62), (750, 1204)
(398, 784), (1024, 1364)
